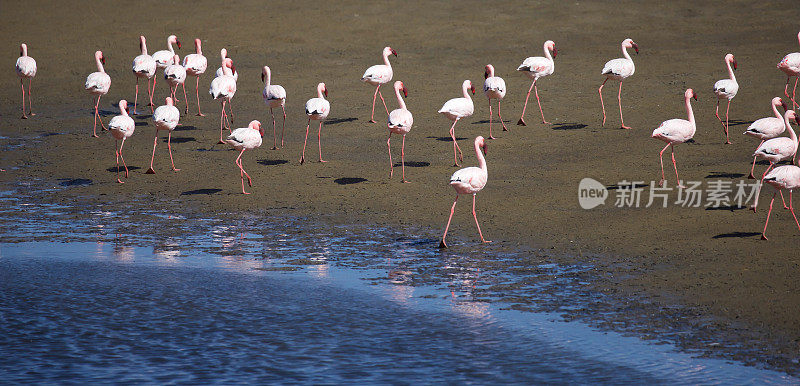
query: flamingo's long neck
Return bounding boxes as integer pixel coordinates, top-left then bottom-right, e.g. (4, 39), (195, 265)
(264, 69), (271, 90)
(120, 103), (129, 117)
(462, 82), (472, 100)
(796, 31), (800, 47)
(196, 40), (202, 55)
(621, 44), (632, 61)
(21, 44), (28, 57)
(772, 101), (782, 120)
(220, 50), (226, 66)
(785, 114), (798, 150)
(475, 140), (487, 172)
(140, 38), (147, 55)
(167, 38), (175, 54)
(685, 94), (695, 127)
(543, 43), (553, 62)
(394, 85), (406, 110)
(726, 59), (736, 82)
(317, 84), (326, 99)
(383, 51), (392, 68)
(96, 55), (105, 73)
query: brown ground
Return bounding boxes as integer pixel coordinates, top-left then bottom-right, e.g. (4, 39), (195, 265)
(3, 0), (800, 372)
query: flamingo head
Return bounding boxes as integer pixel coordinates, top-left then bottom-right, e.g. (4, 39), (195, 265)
(484, 64), (494, 79)
(623, 38), (638, 54)
(385, 46), (397, 57)
(546, 40), (557, 58)
(323, 84), (328, 98)
(250, 120), (264, 137)
(465, 80), (475, 95)
(96, 50), (105, 65)
(119, 100), (128, 113)
(220, 48), (228, 60)
(261, 66), (270, 83)
(165, 97), (174, 106)
(725, 54), (737, 70)
(476, 136), (487, 155)
(172, 54), (180, 65)
(774, 97), (789, 113)
(19, 43), (26, 57)
(400, 82), (408, 98)
(194, 38), (202, 53)
(789, 110), (800, 126)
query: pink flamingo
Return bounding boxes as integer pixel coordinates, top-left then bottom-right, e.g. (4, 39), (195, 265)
(132, 36), (156, 115)
(752, 110), (800, 211)
(152, 35), (181, 98)
(164, 54), (188, 114)
(261, 66), (287, 149)
(651, 88), (698, 188)
(15, 43), (36, 119)
(147, 97), (181, 174)
(209, 58), (237, 143)
(438, 80), (476, 167)
(387, 80), (413, 182)
(516, 40), (556, 126)
(183, 38), (208, 116)
(215, 49), (238, 123)
(300, 82), (330, 164)
(744, 97), (788, 179)
(361, 46), (397, 123)
(439, 136), (491, 248)
(483, 64), (507, 139)
(778, 31), (800, 109)
(109, 100), (135, 184)
(224, 120), (264, 195)
(713, 53), (739, 144)
(758, 155), (800, 240)
(85, 50), (111, 138)
(599, 38), (638, 129)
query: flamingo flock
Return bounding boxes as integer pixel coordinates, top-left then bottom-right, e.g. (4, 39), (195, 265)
(11, 30), (800, 246)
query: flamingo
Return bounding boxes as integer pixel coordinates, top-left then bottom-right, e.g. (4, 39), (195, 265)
(361, 46), (397, 123)
(713, 53), (739, 144)
(483, 64), (507, 139)
(758, 155), (800, 240)
(132, 36), (157, 115)
(147, 97), (181, 174)
(438, 80), (476, 167)
(224, 120), (264, 195)
(778, 31), (800, 109)
(215, 48), (238, 123)
(516, 40), (557, 126)
(183, 38), (208, 116)
(85, 50), (111, 138)
(15, 43), (36, 119)
(599, 38), (638, 129)
(439, 136), (491, 248)
(209, 58), (237, 143)
(752, 110), (800, 211)
(651, 88), (698, 188)
(387, 80), (413, 182)
(109, 100), (135, 184)
(300, 82), (330, 164)
(152, 35), (181, 99)
(164, 54), (188, 114)
(261, 66), (287, 150)
(744, 97), (788, 179)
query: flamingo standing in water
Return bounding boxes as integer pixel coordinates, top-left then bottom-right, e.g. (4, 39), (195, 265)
(183, 38), (208, 116)
(713, 53), (739, 144)
(132, 36), (157, 115)
(85, 50), (111, 138)
(599, 38), (638, 129)
(778, 31), (800, 109)
(516, 40), (556, 126)
(152, 35), (181, 99)
(209, 58), (237, 143)
(752, 110), (800, 211)
(300, 82), (330, 164)
(439, 136), (491, 248)
(164, 54), (188, 114)
(651, 88), (698, 188)
(758, 154), (800, 240)
(147, 97), (180, 174)
(15, 43), (36, 119)
(361, 46), (397, 123)
(438, 80), (476, 166)
(483, 64), (507, 139)
(387, 80), (413, 182)
(224, 120), (264, 195)
(744, 97), (788, 179)
(261, 66), (287, 149)
(109, 100), (135, 184)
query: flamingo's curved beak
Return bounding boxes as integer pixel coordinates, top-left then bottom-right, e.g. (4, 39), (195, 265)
(482, 141), (488, 155)
(795, 114), (800, 126)
(692, 91), (698, 101)
(484, 69), (489, 79)
(402, 86), (408, 98)
(632, 43), (639, 54)
(176, 40), (182, 49)
(101, 55), (106, 65)
(230, 65), (236, 75)
(261, 73), (265, 83)
(470, 85), (476, 95)
(732, 59), (738, 70)
(552, 47), (558, 58)
(391, 48), (397, 57)
(258, 124), (264, 137)
(781, 100), (789, 112)
(324, 87), (328, 98)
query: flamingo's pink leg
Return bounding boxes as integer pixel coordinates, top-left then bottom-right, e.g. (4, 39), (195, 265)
(369, 84), (380, 123)
(748, 140), (764, 179)
(387, 132), (393, 178)
(20, 79), (27, 119)
(218, 100), (227, 144)
(449, 119), (462, 167)
(790, 190), (800, 232)
(598, 78), (608, 127)
(115, 139), (124, 184)
(27, 77), (34, 116)
(235, 148), (251, 194)
(133, 77), (140, 115)
(724, 100), (732, 144)
(534, 80), (550, 124)
(670, 145), (684, 188)
(752, 163), (776, 212)
(300, 118), (310, 164)
(280, 105), (287, 148)
(119, 137), (129, 178)
(439, 195), (459, 248)
(317, 121), (326, 163)
(497, 100), (508, 131)
(780, 190), (789, 209)
(518, 79), (535, 126)
(618, 81), (631, 130)
(270, 108), (278, 150)
(657, 143), (670, 186)
(488, 102), (495, 140)
(147, 128), (158, 174)
(148, 78), (155, 111)
(150, 77), (157, 106)
(168, 131), (180, 171)
(378, 89), (390, 117)
(225, 99), (234, 126)
(195, 76), (205, 116)
(714, 100), (727, 140)
(401, 134), (409, 183)
(761, 192), (777, 240)
(793, 77), (799, 109)
(182, 82), (189, 115)
(472, 194), (491, 243)
(92, 95), (102, 137)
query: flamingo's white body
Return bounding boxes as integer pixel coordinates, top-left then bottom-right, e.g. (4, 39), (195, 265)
(516, 40), (556, 125)
(147, 97), (181, 174)
(215, 48), (238, 81)
(651, 88), (698, 188)
(713, 53), (739, 144)
(15, 43), (36, 118)
(745, 97), (788, 178)
(439, 136), (491, 248)
(751, 110), (800, 213)
(300, 83), (330, 164)
(164, 54), (188, 114)
(483, 64), (507, 138)
(778, 31), (800, 109)
(438, 80), (476, 166)
(387, 81), (413, 182)
(599, 38), (638, 129)
(85, 50), (111, 138)
(182, 38), (208, 116)
(224, 120), (264, 194)
(361, 46), (397, 123)
(132, 36), (157, 115)
(209, 58), (237, 143)
(261, 66), (287, 149)
(109, 100), (135, 184)
(759, 157), (800, 240)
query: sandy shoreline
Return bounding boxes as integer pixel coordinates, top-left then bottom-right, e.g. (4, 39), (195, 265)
(3, 0), (800, 374)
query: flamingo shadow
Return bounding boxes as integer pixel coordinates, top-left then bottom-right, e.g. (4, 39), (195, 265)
(133, 114), (153, 119)
(471, 119), (510, 124)
(257, 159), (289, 166)
(181, 188), (223, 195)
(428, 136), (468, 142)
(97, 109), (117, 117)
(166, 137), (196, 144)
(134, 121), (149, 126)
(712, 231), (761, 239)
(334, 177), (367, 185)
(705, 172), (745, 179)
(726, 119), (754, 127)
(105, 166), (141, 173)
(58, 178), (93, 187)
(175, 125), (197, 131)
(393, 161), (430, 168)
(552, 123), (588, 130)
(705, 205), (748, 211)
(326, 117), (358, 125)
